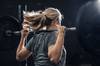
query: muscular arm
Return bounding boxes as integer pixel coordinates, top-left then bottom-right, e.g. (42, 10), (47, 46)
(16, 29), (32, 61)
(48, 26), (66, 64)
(17, 37), (25, 55)
(48, 34), (64, 63)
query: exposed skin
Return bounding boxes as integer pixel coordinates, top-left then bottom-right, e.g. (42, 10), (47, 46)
(16, 18), (66, 64)
(47, 18), (66, 63)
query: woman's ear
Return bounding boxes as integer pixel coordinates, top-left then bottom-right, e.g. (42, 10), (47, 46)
(54, 18), (60, 26)
(54, 18), (58, 22)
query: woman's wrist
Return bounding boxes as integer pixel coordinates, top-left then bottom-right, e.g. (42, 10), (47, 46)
(21, 36), (26, 40)
(58, 33), (65, 37)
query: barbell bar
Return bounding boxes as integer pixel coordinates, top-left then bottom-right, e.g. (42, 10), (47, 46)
(6, 27), (76, 36)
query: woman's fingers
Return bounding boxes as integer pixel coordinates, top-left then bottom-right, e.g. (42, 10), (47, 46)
(21, 29), (30, 38)
(57, 25), (66, 35)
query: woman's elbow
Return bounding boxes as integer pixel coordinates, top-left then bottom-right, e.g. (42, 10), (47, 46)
(48, 53), (60, 64)
(16, 56), (23, 61)
(50, 57), (60, 64)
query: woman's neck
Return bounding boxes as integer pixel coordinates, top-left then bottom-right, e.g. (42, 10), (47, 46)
(46, 26), (57, 30)
(46, 26), (58, 34)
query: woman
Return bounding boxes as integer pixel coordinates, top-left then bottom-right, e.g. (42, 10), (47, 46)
(16, 7), (66, 66)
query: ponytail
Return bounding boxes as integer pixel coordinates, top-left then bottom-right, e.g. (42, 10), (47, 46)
(22, 7), (63, 30)
(23, 11), (47, 30)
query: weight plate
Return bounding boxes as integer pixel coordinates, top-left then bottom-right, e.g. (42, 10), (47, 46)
(0, 15), (20, 51)
(76, 1), (100, 54)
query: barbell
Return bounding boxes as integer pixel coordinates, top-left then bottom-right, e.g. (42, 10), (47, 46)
(0, 15), (76, 51)
(6, 27), (76, 36)
(0, 1), (100, 55)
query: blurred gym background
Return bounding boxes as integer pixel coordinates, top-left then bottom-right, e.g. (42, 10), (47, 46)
(0, 0), (94, 66)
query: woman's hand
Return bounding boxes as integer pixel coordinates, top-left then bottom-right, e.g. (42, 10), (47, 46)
(21, 29), (30, 38)
(57, 25), (66, 36)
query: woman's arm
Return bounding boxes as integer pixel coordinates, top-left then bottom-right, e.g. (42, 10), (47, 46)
(16, 29), (32, 61)
(48, 26), (66, 64)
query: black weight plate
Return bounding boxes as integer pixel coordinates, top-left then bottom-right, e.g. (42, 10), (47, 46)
(0, 15), (20, 51)
(76, 1), (100, 54)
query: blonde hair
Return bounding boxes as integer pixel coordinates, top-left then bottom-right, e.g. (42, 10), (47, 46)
(22, 7), (63, 30)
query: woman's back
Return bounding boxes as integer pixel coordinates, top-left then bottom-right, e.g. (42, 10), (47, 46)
(25, 32), (66, 66)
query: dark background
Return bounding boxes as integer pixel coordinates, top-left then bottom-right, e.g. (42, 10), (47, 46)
(0, 0), (95, 66)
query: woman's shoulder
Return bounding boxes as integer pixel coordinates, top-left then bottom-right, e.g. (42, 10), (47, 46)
(44, 31), (57, 36)
(45, 32), (58, 39)
(34, 31), (58, 38)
